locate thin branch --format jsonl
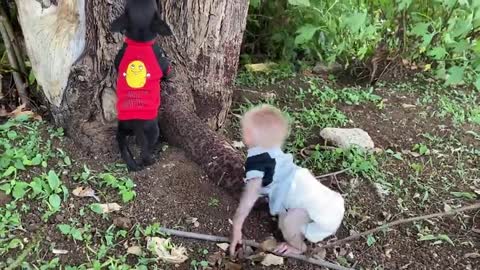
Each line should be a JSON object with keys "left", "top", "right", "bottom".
{"left": 0, "top": 19, "right": 28, "bottom": 105}
{"left": 0, "top": 4, "right": 26, "bottom": 74}
{"left": 158, "top": 227, "right": 353, "bottom": 270}
{"left": 316, "top": 168, "right": 350, "bottom": 180}
{"left": 322, "top": 202, "right": 480, "bottom": 249}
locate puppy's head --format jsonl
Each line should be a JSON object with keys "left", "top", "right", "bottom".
{"left": 111, "top": 0, "right": 172, "bottom": 41}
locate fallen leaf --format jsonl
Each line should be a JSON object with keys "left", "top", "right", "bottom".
{"left": 225, "top": 262, "right": 242, "bottom": 270}
{"left": 385, "top": 248, "right": 393, "bottom": 259}
{"left": 464, "top": 252, "right": 480, "bottom": 259}
{"left": 443, "top": 203, "right": 452, "bottom": 212}
{"left": 260, "top": 237, "right": 277, "bottom": 252}
{"left": 313, "top": 248, "right": 326, "bottom": 260}
{"left": 72, "top": 186, "right": 100, "bottom": 201}
{"left": 246, "top": 252, "right": 266, "bottom": 262}
{"left": 216, "top": 243, "right": 229, "bottom": 251}
{"left": 92, "top": 203, "right": 121, "bottom": 213}
{"left": 113, "top": 217, "right": 132, "bottom": 229}
{"left": 147, "top": 237, "right": 188, "bottom": 264}
{"left": 402, "top": 104, "right": 416, "bottom": 109}
{"left": 52, "top": 249, "right": 69, "bottom": 255}
{"left": 186, "top": 217, "right": 200, "bottom": 228}
{"left": 261, "top": 254, "right": 284, "bottom": 266}
{"left": 8, "top": 104, "right": 42, "bottom": 120}
{"left": 127, "top": 246, "right": 143, "bottom": 256}
{"left": 207, "top": 251, "right": 224, "bottom": 266}
{"left": 232, "top": 141, "right": 245, "bottom": 149}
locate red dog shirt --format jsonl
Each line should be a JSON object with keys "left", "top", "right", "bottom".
{"left": 115, "top": 38, "right": 170, "bottom": 120}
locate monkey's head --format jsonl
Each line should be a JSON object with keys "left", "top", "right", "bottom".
{"left": 111, "top": 0, "right": 172, "bottom": 42}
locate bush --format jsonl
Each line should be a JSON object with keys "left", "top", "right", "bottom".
{"left": 245, "top": 0, "right": 480, "bottom": 88}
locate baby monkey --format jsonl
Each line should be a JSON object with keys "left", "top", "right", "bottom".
{"left": 230, "top": 105, "right": 345, "bottom": 256}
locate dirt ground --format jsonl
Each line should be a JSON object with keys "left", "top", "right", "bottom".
{"left": 1, "top": 76, "right": 479, "bottom": 269}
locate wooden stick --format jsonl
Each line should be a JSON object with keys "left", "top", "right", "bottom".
{"left": 316, "top": 168, "right": 350, "bottom": 180}
{"left": 0, "top": 5, "right": 26, "bottom": 74}
{"left": 322, "top": 202, "right": 480, "bottom": 249}
{"left": 159, "top": 228, "right": 353, "bottom": 270}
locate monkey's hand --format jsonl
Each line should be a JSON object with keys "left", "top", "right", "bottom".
{"left": 229, "top": 227, "right": 242, "bottom": 257}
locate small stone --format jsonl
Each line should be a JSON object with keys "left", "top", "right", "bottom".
{"left": 113, "top": 217, "right": 132, "bottom": 229}
{"left": 320, "top": 128, "right": 375, "bottom": 151}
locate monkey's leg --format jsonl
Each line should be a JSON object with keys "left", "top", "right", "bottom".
{"left": 117, "top": 122, "right": 141, "bottom": 171}
{"left": 276, "top": 208, "right": 309, "bottom": 254}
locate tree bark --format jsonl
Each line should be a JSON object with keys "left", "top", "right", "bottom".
{"left": 15, "top": 0, "right": 248, "bottom": 193}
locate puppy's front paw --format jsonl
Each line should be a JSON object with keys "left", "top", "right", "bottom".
{"left": 141, "top": 157, "right": 155, "bottom": 167}
{"left": 127, "top": 162, "right": 142, "bottom": 172}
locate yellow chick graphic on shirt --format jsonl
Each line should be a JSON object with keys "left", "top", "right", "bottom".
{"left": 124, "top": 60, "right": 150, "bottom": 89}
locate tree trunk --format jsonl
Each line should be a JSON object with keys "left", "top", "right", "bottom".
{"left": 15, "top": 0, "right": 248, "bottom": 193}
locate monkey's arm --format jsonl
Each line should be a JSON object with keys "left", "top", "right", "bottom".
{"left": 232, "top": 178, "right": 262, "bottom": 232}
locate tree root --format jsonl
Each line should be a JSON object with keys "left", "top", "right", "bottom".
{"left": 158, "top": 227, "right": 353, "bottom": 270}
{"left": 322, "top": 202, "right": 480, "bottom": 249}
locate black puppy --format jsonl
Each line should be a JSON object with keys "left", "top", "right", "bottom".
{"left": 111, "top": 0, "right": 173, "bottom": 171}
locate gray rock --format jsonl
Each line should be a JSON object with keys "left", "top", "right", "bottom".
{"left": 320, "top": 128, "right": 374, "bottom": 150}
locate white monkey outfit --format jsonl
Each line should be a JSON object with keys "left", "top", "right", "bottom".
{"left": 245, "top": 147, "right": 345, "bottom": 242}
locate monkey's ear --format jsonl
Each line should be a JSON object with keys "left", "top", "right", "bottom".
{"left": 151, "top": 13, "right": 173, "bottom": 36}
{"left": 111, "top": 13, "right": 128, "bottom": 33}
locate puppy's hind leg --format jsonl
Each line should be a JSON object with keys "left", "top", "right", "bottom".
{"left": 135, "top": 122, "right": 155, "bottom": 167}
{"left": 117, "top": 123, "right": 141, "bottom": 172}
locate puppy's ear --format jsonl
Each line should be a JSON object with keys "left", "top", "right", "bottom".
{"left": 111, "top": 12, "right": 128, "bottom": 33}
{"left": 151, "top": 13, "right": 173, "bottom": 36}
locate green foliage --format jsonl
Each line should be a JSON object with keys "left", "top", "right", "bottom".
{"left": 246, "top": 0, "right": 480, "bottom": 88}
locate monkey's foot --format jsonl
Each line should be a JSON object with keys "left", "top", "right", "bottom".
{"left": 273, "top": 242, "right": 304, "bottom": 255}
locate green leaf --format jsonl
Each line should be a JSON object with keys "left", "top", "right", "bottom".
{"left": 437, "top": 234, "right": 454, "bottom": 245}
{"left": 7, "top": 238, "right": 24, "bottom": 250}
{"left": 90, "top": 203, "right": 104, "bottom": 214}
{"left": 475, "top": 76, "right": 480, "bottom": 91}
{"left": 49, "top": 194, "right": 61, "bottom": 210}
{"left": 445, "top": 66, "right": 465, "bottom": 85}
{"left": 288, "top": 0, "right": 310, "bottom": 7}
{"left": 450, "top": 191, "right": 477, "bottom": 200}
{"left": 28, "top": 71, "right": 36, "bottom": 85}
{"left": 64, "top": 156, "right": 72, "bottom": 166}
{"left": 30, "top": 180, "right": 44, "bottom": 196}
{"left": 70, "top": 228, "right": 83, "bottom": 241}
{"left": 427, "top": 47, "right": 447, "bottom": 60}
{"left": 14, "top": 159, "right": 25, "bottom": 170}
{"left": 3, "top": 166, "right": 16, "bottom": 177}
{"left": 343, "top": 12, "right": 367, "bottom": 33}
{"left": 12, "top": 182, "right": 29, "bottom": 200}
{"left": 295, "top": 24, "right": 319, "bottom": 45}
{"left": 366, "top": 234, "right": 376, "bottom": 246}
{"left": 398, "top": 0, "right": 412, "bottom": 10}
{"left": 411, "top": 22, "right": 430, "bottom": 36}
{"left": 31, "top": 154, "right": 42, "bottom": 166}
{"left": 7, "top": 131, "right": 17, "bottom": 140}
{"left": 121, "top": 190, "right": 135, "bottom": 203}
{"left": 419, "top": 234, "right": 436, "bottom": 241}
{"left": 58, "top": 224, "right": 72, "bottom": 235}
{"left": 15, "top": 114, "right": 30, "bottom": 122}
{"left": 450, "top": 19, "right": 472, "bottom": 38}
{"left": 47, "top": 170, "right": 60, "bottom": 191}
{"left": 249, "top": 0, "right": 261, "bottom": 8}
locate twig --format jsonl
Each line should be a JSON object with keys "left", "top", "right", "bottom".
{"left": 0, "top": 19, "right": 28, "bottom": 105}
{"left": 322, "top": 202, "right": 480, "bottom": 249}
{"left": 158, "top": 227, "right": 353, "bottom": 270}
{"left": 0, "top": 5, "right": 26, "bottom": 74}
{"left": 316, "top": 168, "right": 350, "bottom": 180}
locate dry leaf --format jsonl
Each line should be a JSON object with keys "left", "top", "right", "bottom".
{"left": 72, "top": 186, "right": 99, "bottom": 201}
{"left": 261, "top": 254, "right": 284, "bottom": 266}
{"left": 52, "top": 249, "right": 69, "bottom": 255}
{"left": 207, "top": 251, "right": 224, "bottom": 266}
{"left": 186, "top": 217, "right": 200, "bottom": 228}
{"left": 98, "top": 203, "right": 121, "bottom": 213}
{"left": 8, "top": 104, "right": 42, "bottom": 120}
{"left": 313, "top": 248, "right": 326, "bottom": 260}
{"left": 245, "top": 62, "right": 277, "bottom": 73}
{"left": 216, "top": 243, "right": 229, "bottom": 251}
{"left": 443, "top": 203, "right": 452, "bottom": 212}
{"left": 402, "top": 104, "right": 416, "bottom": 109}
{"left": 464, "top": 253, "right": 480, "bottom": 259}
{"left": 246, "top": 252, "right": 266, "bottom": 262}
{"left": 114, "top": 217, "right": 132, "bottom": 229}
{"left": 232, "top": 141, "right": 245, "bottom": 149}
{"left": 147, "top": 237, "right": 188, "bottom": 264}
{"left": 385, "top": 248, "right": 393, "bottom": 259}
{"left": 225, "top": 262, "right": 242, "bottom": 270}
{"left": 260, "top": 237, "right": 277, "bottom": 252}
{"left": 127, "top": 246, "right": 143, "bottom": 256}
